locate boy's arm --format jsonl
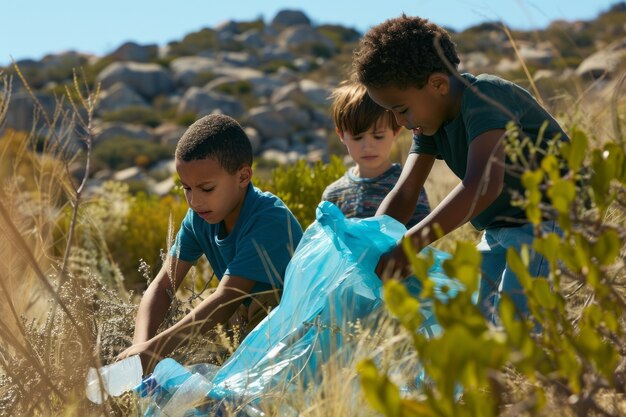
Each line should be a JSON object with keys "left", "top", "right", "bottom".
{"left": 377, "top": 129, "right": 506, "bottom": 278}
{"left": 131, "top": 257, "right": 194, "bottom": 345}
{"left": 120, "top": 273, "right": 256, "bottom": 372}
{"left": 376, "top": 152, "right": 436, "bottom": 224}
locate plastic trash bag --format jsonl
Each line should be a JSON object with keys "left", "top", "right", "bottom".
{"left": 139, "top": 202, "right": 459, "bottom": 415}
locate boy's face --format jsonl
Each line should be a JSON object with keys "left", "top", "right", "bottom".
{"left": 367, "top": 76, "right": 449, "bottom": 137}
{"left": 339, "top": 121, "right": 398, "bottom": 178}
{"left": 176, "top": 157, "right": 251, "bottom": 232}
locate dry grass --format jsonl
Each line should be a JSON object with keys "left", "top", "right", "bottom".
{"left": 0, "top": 34, "right": 625, "bottom": 416}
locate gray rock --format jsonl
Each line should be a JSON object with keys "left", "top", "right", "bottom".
{"left": 153, "top": 123, "right": 187, "bottom": 146}
{"left": 258, "top": 45, "right": 295, "bottom": 63}
{"left": 246, "top": 106, "right": 292, "bottom": 139}
{"left": 300, "top": 79, "right": 331, "bottom": 106}
{"left": 235, "top": 29, "right": 265, "bottom": 49}
{"left": 243, "top": 126, "right": 262, "bottom": 154}
{"left": 113, "top": 166, "right": 145, "bottom": 182}
{"left": 277, "top": 25, "right": 334, "bottom": 50}
{"left": 309, "top": 108, "right": 334, "bottom": 129}
{"left": 261, "top": 138, "right": 290, "bottom": 153}
{"left": 109, "top": 42, "right": 158, "bottom": 62}
{"left": 40, "top": 51, "right": 89, "bottom": 70}
{"left": 219, "top": 52, "right": 259, "bottom": 68}
{"left": 270, "top": 82, "right": 306, "bottom": 105}
{"left": 576, "top": 38, "right": 626, "bottom": 79}
{"left": 97, "top": 82, "right": 148, "bottom": 114}
{"left": 177, "top": 87, "right": 244, "bottom": 118}
{"left": 271, "top": 10, "right": 311, "bottom": 27}
{"left": 4, "top": 91, "right": 57, "bottom": 131}
{"left": 170, "top": 56, "right": 219, "bottom": 87}
{"left": 275, "top": 101, "right": 311, "bottom": 128}
{"left": 96, "top": 62, "right": 174, "bottom": 99}
{"left": 152, "top": 176, "right": 176, "bottom": 196}
{"left": 517, "top": 42, "right": 555, "bottom": 66}
{"left": 95, "top": 122, "right": 153, "bottom": 141}
{"left": 260, "top": 149, "right": 290, "bottom": 165}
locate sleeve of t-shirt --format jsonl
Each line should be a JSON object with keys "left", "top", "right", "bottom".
{"left": 169, "top": 209, "right": 204, "bottom": 263}
{"left": 225, "top": 210, "right": 300, "bottom": 287}
{"left": 462, "top": 80, "right": 521, "bottom": 142}
{"left": 409, "top": 133, "right": 440, "bottom": 156}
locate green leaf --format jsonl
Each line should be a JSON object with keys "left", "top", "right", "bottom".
{"left": 358, "top": 359, "right": 402, "bottom": 417}
{"left": 442, "top": 242, "right": 481, "bottom": 293}
{"left": 548, "top": 179, "right": 576, "bottom": 214}
{"left": 541, "top": 155, "right": 560, "bottom": 182}
{"left": 533, "top": 233, "right": 561, "bottom": 267}
{"left": 592, "top": 229, "right": 621, "bottom": 266}
{"left": 384, "top": 280, "right": 422, "bottom": 332}
{"left": 566, "top": 128, "right": 588, "bottom": 173}
{"left": 532, "top": 279, "right": 556, "bottom": 310}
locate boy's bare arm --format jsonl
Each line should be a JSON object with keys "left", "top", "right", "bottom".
{"left": 123, "top": 274, "right": 257, "bottom": 372}
{"left": 407, "top": 128, "right": 506, "bottom": 248}
{"left": 132, "top": 258, "right": 193, "bottom": 345}
{"left": 376, "top": 152, "right": 436, "bottom": 224}
{"left": 376, "top": 129, "right": 505, "bottom": 279}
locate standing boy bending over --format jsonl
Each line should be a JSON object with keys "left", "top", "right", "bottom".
{"left": 119, "top": 114, "right": 303, "bottom": 370}
{"left": 353, "top": 15, "right": 568, "bottom": 321}
{"left": 322, "top": 81, "right": 431, "bottom": 228}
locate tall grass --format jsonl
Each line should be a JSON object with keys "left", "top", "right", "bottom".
{"left": 1, "top": 26, "right": 625, "bottom": 415}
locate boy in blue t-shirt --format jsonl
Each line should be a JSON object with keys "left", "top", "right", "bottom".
{"left": 322, "top": 81, "right": 431, "bottom": 228}
{"left": 353, "top": 15, "right": 568, "bottom": 322}
{"left": 118, "top": 114, "right": 303, "bottom": 371}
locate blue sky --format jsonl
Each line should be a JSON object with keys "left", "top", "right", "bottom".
{"left": 2, "top": 0, "right": 618, "bottom": 66}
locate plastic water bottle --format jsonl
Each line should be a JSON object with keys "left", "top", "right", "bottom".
{"left": 85, "top": 355, "right": 143, "bottom": 404}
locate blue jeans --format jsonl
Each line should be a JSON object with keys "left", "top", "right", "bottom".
{"left": 476, "top": 220, "right": 560, "bottom": 323}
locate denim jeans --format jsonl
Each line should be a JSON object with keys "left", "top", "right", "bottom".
{"left": 476, "top": 220, "right": 560, "bottom": 323}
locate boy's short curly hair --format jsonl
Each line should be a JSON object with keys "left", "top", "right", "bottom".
{"left": 330, "top": 81, "right": 400, "bottom": 135}
{"left": 353, "top": 14, "right": 460, "bottom": 89}
{"left": 175, "top": 114, "right": 252, "bottom": 174}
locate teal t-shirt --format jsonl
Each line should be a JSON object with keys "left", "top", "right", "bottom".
{"left": 170, "top": 183, "right": 303, "bottom": 294}
{"left": 410, "top": 73, "right": 569, "bottom": 230}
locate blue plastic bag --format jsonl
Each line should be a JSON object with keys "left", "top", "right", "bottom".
{"left": 141, "top": 202, "right": 458, "bottom": 415}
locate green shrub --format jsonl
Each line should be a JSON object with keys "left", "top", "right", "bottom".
{"left": 92, "top": 136, "right": 173, "bottom": 171}
{"left": 102, "top": 106, "right": 162, "bottom": 127}
{"left": 254, "top": 155, "right": 346, "bottom": 229}
{"left": 360, "top": 126, "right": 626, "bottom": 417}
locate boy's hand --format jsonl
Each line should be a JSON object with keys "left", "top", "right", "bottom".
{"left": 375, "top": 244, "right": 412, "bottom": 280}
{"left": 117, "top": 341, "right": 162, "bottom": 375}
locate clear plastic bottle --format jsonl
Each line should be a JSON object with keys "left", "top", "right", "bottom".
{"left": 86, "top": 355, "right": 143, "bottom": 404}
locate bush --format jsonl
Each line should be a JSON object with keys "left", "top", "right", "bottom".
{"left": 91, "top": 136, "right": 173, "bottom": 171}
{"left": 360, "top": 126, "right": 626, "bottom": 417}
{"left": 102, "top": 106, "right": 162, "bottom": 127}
{"left": 254, "top": 155, "right": 346, "bottom": 229}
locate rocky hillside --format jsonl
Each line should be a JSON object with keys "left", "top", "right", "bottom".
{"left": 2, "top": 5, "right": 625, "bottom": 195}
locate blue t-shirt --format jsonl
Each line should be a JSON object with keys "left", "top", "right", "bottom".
{"left": 170, "top": 183, "right": 303, "bottom": 295}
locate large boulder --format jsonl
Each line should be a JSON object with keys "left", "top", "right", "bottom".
{"left": 109, "top": 42, "right": 158, "bottom": 62}
{"left": 235, "top": 29, "right": 265, "bottom": 49}
{"left": 275, "top": 101, "right": 311, "bottom": 128}
{"left": 277, "top": 25, "right": 334, "bottom": 51}
{"left": 245, "top": 106, "right": 292, "bottom": 139}
{"left": 95, "top": 122, "right": 153, "bottom": 142}
{"left": 96, "top": 62, "right": 174, "bottom": 99}
{"left": 97, "top": 82, "right": 149, "bottom": 113}
{"left": 177, "top": 87, "right": 244, "bottom": 118}
{"left": 169, "top": 56, "right": 219, "bottom": 87}
{"left": 4, "top": 92, "right": 57, "bottom": 131}
{"left": 271, "top": 10, "right": 311, "bottom": 27}
{"left": 576, "top": 38, "right": 626, "bottom": 79}
{"left": 300, "top": 79, "right": 332, "bottom": 106}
